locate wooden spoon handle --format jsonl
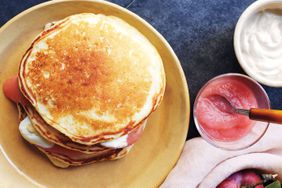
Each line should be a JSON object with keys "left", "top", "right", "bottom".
{"left": 249, "top": 108, "right": 282, "bottom": 124}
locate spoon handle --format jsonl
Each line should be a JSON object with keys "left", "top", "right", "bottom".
{"left": 249, "top": 108, "right": 282, "bottom": 124}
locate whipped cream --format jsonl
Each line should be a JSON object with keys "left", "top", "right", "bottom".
{"left": 101, "top": 134, "right": 128, "bottom": 149}
{"left": 240, "top": 9, "right": 282, "bottom": 85}
{"left": 19, "top": 117, "right": 54, "bottom": 148}
{"left": 101, "top": 120, "right": 147, "bottom": 149}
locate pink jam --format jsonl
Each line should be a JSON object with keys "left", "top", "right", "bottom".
{"left": 195, "top": 77, "right": 258, "bottom": 141}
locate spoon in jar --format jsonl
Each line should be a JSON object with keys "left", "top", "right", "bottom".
{"left": 211, "top": 95, "right": 282, "bottom": 124}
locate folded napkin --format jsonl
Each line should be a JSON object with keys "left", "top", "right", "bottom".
{"left": 160, "top": 124, "right": 282, "bottom": 188}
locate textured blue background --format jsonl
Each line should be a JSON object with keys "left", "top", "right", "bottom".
{"left": 1, "top": 0, "right": 282, "bottom": 139}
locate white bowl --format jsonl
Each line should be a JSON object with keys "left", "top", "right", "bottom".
{"left": 234, "top": 0, "right": 282, "bottom": 87}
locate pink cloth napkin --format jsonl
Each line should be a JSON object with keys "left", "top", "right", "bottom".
{"left": 160, "top": 124, "right": 282, "bottom": 188}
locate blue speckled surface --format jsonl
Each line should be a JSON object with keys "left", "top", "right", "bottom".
{"left": 1, "top": 0, "right": 282, "bottom": 139}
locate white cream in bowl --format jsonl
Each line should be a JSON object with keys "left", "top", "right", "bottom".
{"left": 234, "top": 0, "right": 282, "bottom": 87}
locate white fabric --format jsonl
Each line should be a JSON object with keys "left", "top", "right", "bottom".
{"left": 161, "top": 124, "right": 282, "bottom": 188}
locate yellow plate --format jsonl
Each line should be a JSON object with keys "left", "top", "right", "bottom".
{"left": 0, "top": 0, "right": 190, "bottom": 187}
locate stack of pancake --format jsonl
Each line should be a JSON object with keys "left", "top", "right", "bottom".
{"left": 15, "top": 13, "right": 165, "bottom": 168}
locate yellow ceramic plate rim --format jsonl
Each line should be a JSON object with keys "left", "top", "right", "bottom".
{"left": 0, "top": 0, "right": 190, "bottom": 187}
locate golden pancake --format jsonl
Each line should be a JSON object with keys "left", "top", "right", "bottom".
{"left": 22, "top": 104, "right": 108, "bottom": 154}
{"left": 22, "top": 104, "right": 145, "bottom": 154}
{"left": 19, "top": 13, "right": 165, "bottom": 145}
{"left": 17, "top": 105, "right": 132, "bottom": 168}
{"left": 37, "top": 145, "right": 131, "bottom": 168}
{"left": 17, "top": 103, "right": 27, "bottom": 121}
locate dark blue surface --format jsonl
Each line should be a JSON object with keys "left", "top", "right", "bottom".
{"left": 1, "top": 0, "right": 282, "bottom": 139}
